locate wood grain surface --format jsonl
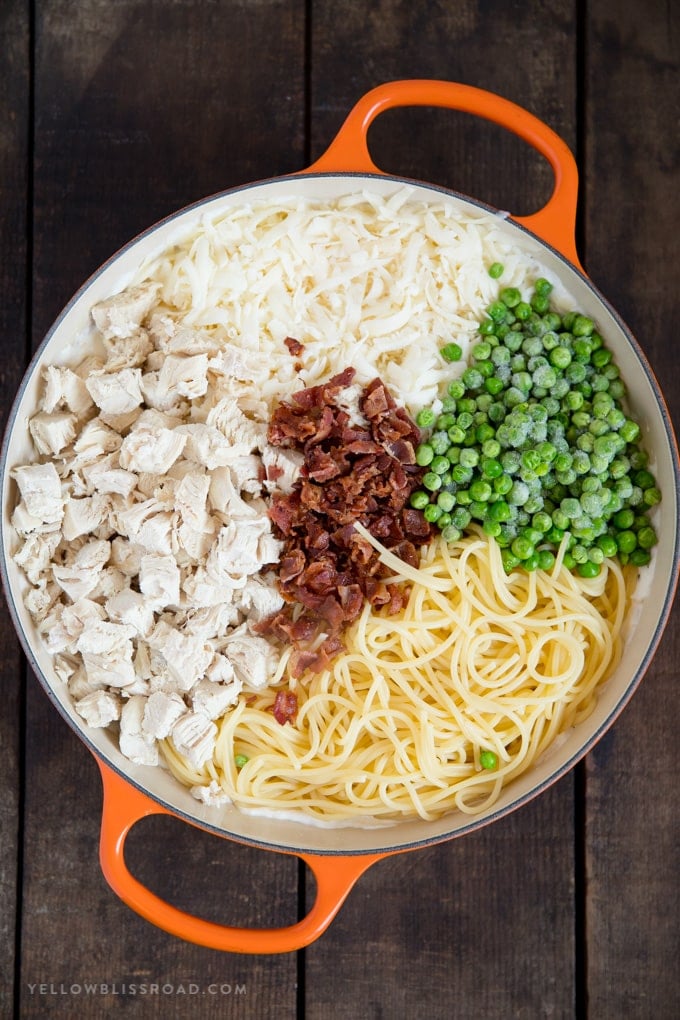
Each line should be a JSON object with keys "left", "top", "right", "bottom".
{"left": 1, "top": 1, "right": 678, "bottom": 1018}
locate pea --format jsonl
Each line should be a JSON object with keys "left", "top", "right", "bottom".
{"left": 409, "top": 490, "right": 429, "bottom": 510}
{"left": 500, "top": 286, "right": 521, "bottom": 307}
{"left": 415, "top": 444, "right": 434, "bottom": 467}
{"left": 416, "top": 407, "right": 436, "bottom": 428}
{"left": 423, "top": 503, "right": 443, "bottom": 523}
{"left": 423, "top": 472, "right": 442, "bottom": 492}
{"left": 440, "top": 342, "right": 463, "bottom": 363}
{"left": 436, "top": 491, "right": 456, "bottom": 513}
{"left": 616, "top": 530, "right": 637, "bottom": 554}
{"left": 537, "top": 549, "right": 556, "bottom": 571}
{"left": 596, "top": 534, "right": 618, "bottom": 558}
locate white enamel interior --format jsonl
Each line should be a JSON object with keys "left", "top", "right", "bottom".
{"left": 2, "top": 173, "right": 678, "bottom": 855}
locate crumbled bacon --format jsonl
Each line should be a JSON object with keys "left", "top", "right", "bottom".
{"left": 284, "top": 336, "right": 305, "bottom": 357}
{"left": 256, "top": 367, "right": 432, "bottom": 677}
{"left": 272, "top": 689, "right": 298, "bottom": 725}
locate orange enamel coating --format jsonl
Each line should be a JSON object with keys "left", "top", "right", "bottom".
{"left": 306, "top": 79, "right": 583, "bottom": 271}
{"left": 97, "top": 759, "right": 389, "bottom": 953}
{"left": 95, "top": 81, "right": 584, "bottom": 953}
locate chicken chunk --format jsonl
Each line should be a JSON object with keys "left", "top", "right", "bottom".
{"left": 91, "top": 281, "right": 161, "bottom": 340}
{"left": 12, "top": 463, "right": 64, "bottom": 526}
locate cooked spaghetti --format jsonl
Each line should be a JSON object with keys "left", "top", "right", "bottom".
{"left": 162, "top": 527, "right": 632, "bottom": 822}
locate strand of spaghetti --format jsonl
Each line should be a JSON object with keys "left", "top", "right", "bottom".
{"left": 352, "top": 520, "right": 453, "bottom": 590}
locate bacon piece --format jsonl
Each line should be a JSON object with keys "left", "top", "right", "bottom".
{"left": 401, "top": 507, "right": 432, "bottom": 540}
{"left": 284, "top": 336, "right": 305, "bottom": 357}
{"left": 280, "top": 549, "right": 306, "bottom": 582}
{"left": 272, "top": 689, "right": 298, "bottom": 725}
{"left": 307, "top": 446, "right": 342, "bottom": 482}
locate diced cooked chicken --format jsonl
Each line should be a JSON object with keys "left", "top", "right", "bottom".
{"left": 181, "top": 567, "right": 242, "bottom": 608}
{"left": 29, "top": 411, "right": 77, "bottom": 456}
{"left": 13, "top": 531, "right": 61, "bottom": 586}
{"left": 100, "top": 329, "right": 153, "bottom": 371}
{"left": 335, "top": 383, "right": 369, "bottom": 426}
{"left": 11, "top": 501, "right": 56, "bottom": 538}
{"left": 62, "top": 493, "right": 110, "bottom": 541}
{"left": 12, "top": 463, "right": 64, "bottom": 526}
{"left": 156, "top": 353, "right": 209, "bottom": 400}
{"left": 170, "top": 711, "right": 217, "bottom": 770}
{"left": 119, "top": 425, "right": 187, "bottom": 474}
{"left": 52, "top": 539, "right": 111, "bottom": 601}
{"left": 207, "top": 345, "right": 265, "bottom": 383}
{"left": 76, "top": 619, "right": 136, "bottom": 688}
{"left": 139, "top": 553, "right": 180, "bottom": 608}
{"left": 105, "top": 587, "right": 155, "bottom": 637}
{"left": 109, "top": 537, "right": 143, "bottom": 576}
{"left": 119, "top": 695, "right": 159, "bottom": 766}
{"left": 167, "top": 327, "right": 223, "bottom": 356}
{"left": 24, "top": 582, "right": 56, "bottom": 620}
{"left": 173, "top": 471, "right": 216, "bottom": 561}
{"left": 208, "top": 466, "right": 260, "bottom": 521}
{"left": 91, "top": 282, "right": 161, "bottom": 340}
{"left": 41, "top": 364, "right": 95, "bottom": 418}
{"left": 67, "top": 663, "right": 104, "bottom": 700}
{"left": 81, "top": 454, "right": 137, "bottom": 498}
{"left": 41, "top": 598, "right": 106, "bottom": 655}
{"left": 174, "top": 471, "right": 210, "bottom": 529}
{"left": 205, "top": 654, "right": 236, "bottom": 685}
{"left": 175, "top": 424, "right": 235, "bottom": 471}
{"left": 88, "top": 565, "right": 127, "bottom": 601}
{"left": 182, "top": 603, "right": 240, "bottom": 638}
{"left": 85, "top": 368, "right": 144, "bottom": 417}
{"left": 205, "top": 398, "right": 267, "bottom": 452}
{"left": 146, "top": 311, "right": 176, "bottom": 350}
{"left": 98, "top": 407, "right": 143, "bottom": 432}
{"left": 139, "top": 372, "right": 181, "bottom": 412}
{"left": 75, "top": 689, "right": 121, "bottom": 728}
{"left": 71, "top": 418, "right": 123, "bottom": 466}
{"left": 239, "top": 574, "right": 285, "bottom": 622}
{"left": 135, "top": 407, "right": 185, "bottom": 431}
{"left": 190, "top": 780, "right": 231, "bottom": 806}
{"left": 226, "top": 455, "right": 262, "bottom": 494}
{"left": 146, "top": 620, "right": 213, "bottom": 691}
{"left": 261, "top": 445, "right": 304, "bottom": 494}
{"left": 206, "top": 519, "right": 282, "bottom": 582}
{"left": 142, "top": 690, "right": 187, "bottom": 740}
{"left": 112, "top": 496, "right": 169, "bottom": 540}
{"left": 191, "top": 675, "right": 240, "bottom": 719}
{"left": 135, "top": 513, "right": 176, "bottom": 557}
{"left": 223, "top": 623, "right": 280, "bottom": 690}
{"left": 52, "top": 653, "right": 78, "bottom": 686}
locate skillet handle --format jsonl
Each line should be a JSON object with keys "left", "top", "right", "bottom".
{"left": 96, "top": 760, "right": 385, "bottom": 953}
{"left": 306, "top": 79, "right": 583, "bottom": 270}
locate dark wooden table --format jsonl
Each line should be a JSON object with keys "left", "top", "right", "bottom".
{"left": 2, "top": 2, "right": 678, "bottom": 1017}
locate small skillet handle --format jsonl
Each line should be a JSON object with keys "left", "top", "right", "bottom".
{"left": 96, "top": 759, "right": 385, "bottom": 953}
{"left": 306, "top": 79, "right": 583, "bottom": 270}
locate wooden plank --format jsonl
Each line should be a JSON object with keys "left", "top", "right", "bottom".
{"left": 19, "top": 2, "right": 305, "bottom": 1016}
{"left": 0, "top": 1, "right": 30, "bottom": 1017}
{"left": 305, "top": 785, "right": 576, "bottom": 1020}
{"left": 306, "top": 3, "right": 580, "bottom": 1017}
{"left": 584, "top": 1, "right": 680, "bottom": 1015}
